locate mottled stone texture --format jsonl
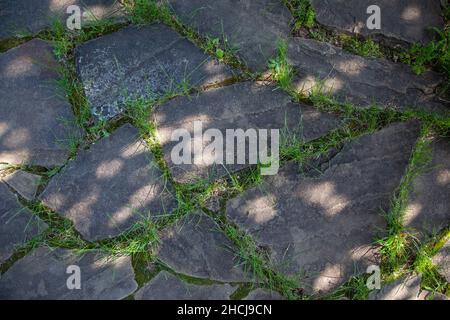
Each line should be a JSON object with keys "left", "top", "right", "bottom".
{"left": 158, "top": 212, "right": 251, "bottom": 283}
{"left": 0, "top": 0, "right": 124, "bottom": 40}
{"left": 0, "top": 247, "right": 137, "bottom": 299}
{"left": 226, "top": 121, "right": 421, "bottom": 294}
{"left": 369, "top": 275, "right": 422, "bottom": 300}
{"left": 154, "top": 81, "right": 342, "bottom": 183}
{"left": 135, "top": 271, "right": 234, "bottom": 300}
{"left": 0, "top": 39, "right": 79, "bottom": 167}
{"left": 0, "top": 182, "right": 48, "bottom": 264}
{"left": 75, "top": 24, "right": 234, "bottom": 120}
{"left": 311, "top": 0, "right": 444, "bottom": 44}
{"left": 244, "top": 288, "right": 284, "bottom": 300}
{"left": 167, "top": 0, "right": 292, "bottom": 71}
{"left": 4, "top": 170, "right": 41, "bottom": 200}
{"left": 404, "top": 138, "right": 450, "bottom": 237}
{"left": 433, "top": 239, "right": 450, "bottom": 283}
{"left": 39, "top": 124, "right": 177, "bottom": 241}
{"left": 287, "top": 38, "right": 447, "bottom": 114}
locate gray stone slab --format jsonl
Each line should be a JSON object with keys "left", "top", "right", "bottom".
{"left": 135, "top": 271, "right": 234, "bottom": 300}
{"left": 404, "top": 138, "right": 450, "bottom": 238}
{"left": 433, "top": 239, "right": 450, "bottom": 283}
{"left": 226, "top": 120, "right": 421, "bottom": 294}
{"left": 3, "top": 170, "right": 41, "bottom": 201}
{"left": 157, "top": 211, "right": 251, "bottom": 283}
{"left": 0, "top": 246, "right": 137, "bottom": 299}
{"left": 287, "top": 38, "right": 448, "bottom": 114}
{"left": 0, "top": 0, "right": 124, "bottom": 40}
{"left": 75, "top": 24, "right": 234, "bottom": 120}
{"left": 311, "top": 0, "right": 444, "bottom": 45}
{"left": 167, "top": 0, "right": 292, "bottom": 72}
{"left": 0, "top": 182, "right": 48, "bottom": 264}
{"left": 369, "top": 274, "right": 422, "bottom": 300}
{"left": 153, "top": 81, "right": 342, "bottom": 183}
{"left": 39, "top": 124, "right": 177, "bottom": 241}
{"left": 243, "top": 288, "right": 284, "bottom": 300}
{"left": 0, "top": 39, "right": 80, "bottom": 167}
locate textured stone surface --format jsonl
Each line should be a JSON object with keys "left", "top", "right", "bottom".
{"left": 433, "top": 239, "right": 450, "bottom": 283}
{"left": 4, "top": 170, "right": 41, "bottom": 200}
{"left": 0, "top": 246, "right": 137, "bottom": 299}
{"left": 0, "top": 182, "right": 48, "bottom": 264}
{"left": 39, "top": 124, "right": 177, "bottom": 241}
{"left": 226, "top": 121, "right": 421, "bottom": 294}
{"left": 369, "top": 275, "right": 422, "bottom": 300}
{"left": 168, "top": 0, "right": 292, "bottom": 71}
{"left": 154, "top": 81, "right": 342, "bottom": 183}
{"left": 0, "top": 0, "right": 124, "bottom": 40}
{"left": 311, "top": 0, "right": 444, "bottom": 44}
{"left": 0, "top": 39, "right": 79, "bottom": 167}
{"left": 135, "top": 271, "right": 234, "bottom": 300}
{"left": 404, "top": 138, "right": 450, "bottom": 237}
{"left": 158, "top": 211, "right": 251, "bottom": 282}
{"left": 287, "top": 38, "right": 447, "bottom": 114}
{"left": 244, "top": 288, "right": 284, "bottom": 300}
{"left": 75, "top": 24, "right": 234, "bottom": 120}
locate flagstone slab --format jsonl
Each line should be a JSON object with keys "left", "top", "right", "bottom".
{"left": 153, "top": 81, "right": 342, "bottom": 184}
{"left": 311, "top": 0, "right": 444, "bottom": 45}
{"left": 368, "top": 274, "right": 422, "bottom": 300}
{"left": 157, "top": 212, "right": 251, "bottom": 283}
{"left": 433, "top": 239, "right": 450, "bottom": 283}
{"left": 0, "top": 39, "right": 79, "bottom": 167}
{"left": 0, "top": 182, "right": 48, "bottom": 264}
{"left": 39, "top": 124, "right": 177, "bottom": 241}
{"left": 4, "top": 170, "right": 41, "bottom": 201}
{"left": 167, "top": 0, "right": 292, "bottom": 72}
{"left": 0, "top": 246, "right": 137, "bottom": 299}
{"left": 404, "top": 138, "right": 450, "bottom": 238}
{"left": 243, "top": 288, "right": 284, "bottom": 300}
{"left": 287, "top": 38, "right": 447, "bottom": 114}
{"left": 226, "top": 120, "right": 421, "bottom": 294}
{"left": 0, "top": 0, "right": 124, "bottom": 40}
{"left": 75, "top": 23, "right": 234, "bottom": 120}
{"left": 135, "top": 271, "right": 234, "bottom": 300}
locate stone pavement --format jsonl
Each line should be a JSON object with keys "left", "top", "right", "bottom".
{"left": 0, "top": 0, "right": 448, "bottom": 300}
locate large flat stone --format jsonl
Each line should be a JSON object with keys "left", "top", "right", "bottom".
{"left": 433, "top": 239, "right": 450, "bottom": 282}
{"left": 157, "top": 211, "right": 251, "bottom": 283}
{"left": 0, "top": 39, "right": 79, "bottom": 167}
{"left": 287, "top": 38, "right": 447, "bottom": 114}
{"left": 39, "top": 124, "right": 177, "bottom": 241}
{"left": 75, "top": 24, "right": 234, "bottom": 120}
{"left": 154, "top": 81, "right": 342, "bottom": 183}
{"left": 0, "top": 182, "right": 48, "bottom": 264}
{"left": 0, "top": 0, "right": 124, "bottom": 40}
{"left": 369, "top": 274, "right": 422, "bottom": 300}
{"left": 167, "top": 0, "right": 292, "bottom": 72}
{"left": 3, "top": 170, "right": 41, "bottom": 201}
{"left": 311, "top": 0, "right": 444, "bottom": 45}
{"left": 135, "top": 271, "right": 234, "bottom": 300}
{"left": 404, "top": 138, "right": 450, "bottom": 237}
{"left": 243, "top": 288, "right": 284, "bottom": 300}
{"left": 226, "top": 120, "right": 421, "bottom": 294}
{"left": 0, "top": 246, "right": 137, "bottom": 299}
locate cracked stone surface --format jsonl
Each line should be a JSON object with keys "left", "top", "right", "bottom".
{"left": 0, "top": 246, "right": 137, "bottom": 299}
{"left": 167, "top": 0, "right": 292, "bottom": 72}
{"left": 0, "top": 0, "right": 124, "bottom": 40}
{"left": 157, "top": 211, "right": 251, "bottom": 283}
{"left": 0, "top": 182, "right": 48, "bottom": 264}
{"left": 135, "top": 271, "right": 234, "bottom": 300}
{"left": 39, "top": 124, "right": 177, "bottom": 241}
{"left": 433, "top": 239, "right": 450, "bottom": 283}
{"left": 75, "top": 24, "right": 234, "bottom": 120}
{"left": 404, "top": 138, "right": 450, "bottom": 238}
{"left": 226, "top": 120, "right": 421, "bottom": 294}
{"left": 243, "top": 288, "right": 284, "bottom": 300}
{"left": 0, "top": 39, "right": 80, "bottom": 167}
{"left": 311, "top": 0, "right": 444, "bottom": 45}
{"left": 154, "top": 81, "right": 342, "bottom": 183}
{"left": 287, "top": 38, "right": 447, "bottom": 114}
{"left": 3, "top": 170, "right": 41, "bottom": 201}
{"left": 368, "top": 274, "right": 422, "bottom": 300}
